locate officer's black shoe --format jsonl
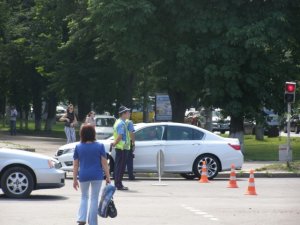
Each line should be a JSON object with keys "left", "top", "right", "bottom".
{"left": 117, "top": 186, "right": 129, "bottom": 191}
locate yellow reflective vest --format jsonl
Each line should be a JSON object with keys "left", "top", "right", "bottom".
{"left": 113, "top": 119, "right": 126, "bottom": 150}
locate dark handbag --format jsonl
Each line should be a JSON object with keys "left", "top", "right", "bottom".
{"left": 107, "top": 199, "right": 117, "bottom": 218}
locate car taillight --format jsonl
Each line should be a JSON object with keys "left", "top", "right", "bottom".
{"left": 228, "top": 143, "right": 241, "bottom": 150}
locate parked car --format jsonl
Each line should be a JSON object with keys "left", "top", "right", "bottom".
{"left": 212, "top": 109, "right": 230, "bottom": 134}
{"left": 283, "top": 114, "right": 300, "bottom": 133}
{"left": 264, "top": 113, "right": 280, "bottom": 137}
{"left": 55, "top": 122, "right": 243, "bottom": 180}
{"left": 184, "top": 111, "right": 203, "bottom": 127}
{"left": 55, "top": 105, "right": 66, "bottom": 121}
{"left": 0, "top": 148, "right": 65, "bottom": 198}
{"left": 95, "top": 115, "right": 116, "bottom": 140}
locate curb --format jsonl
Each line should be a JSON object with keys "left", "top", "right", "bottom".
{"left": 218, "top": 172, "right": 300, "bottom": 178}
{"left": 127, "top": 172, "right": 300, "bottom": 179}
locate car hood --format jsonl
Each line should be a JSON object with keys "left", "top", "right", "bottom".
{"left": 59, "top": 140, "right": 112, "bottom": 153}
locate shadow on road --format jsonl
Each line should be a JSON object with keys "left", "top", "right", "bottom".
{"left": 0, "top": 194, "right": 69, "bottom": 201}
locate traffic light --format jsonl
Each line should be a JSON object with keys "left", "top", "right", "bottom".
{"left": 285, "top": 82, "right": 296, "bottom": 103}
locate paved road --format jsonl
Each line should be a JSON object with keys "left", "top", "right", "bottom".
{"left": 0, "top": 178, "right": 299, "bottom": 225}
{"left": 0, "top": 132, "right": 66, "bottom": 156}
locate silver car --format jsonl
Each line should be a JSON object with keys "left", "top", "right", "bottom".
{"left": 0, "top": 148, "right": 65, "bottom": 198}
{"left": 56, "top": 122, "right": 243, "bottom": 180}
{"left": 95, "top": 115, "right": 116, "bottom": 140}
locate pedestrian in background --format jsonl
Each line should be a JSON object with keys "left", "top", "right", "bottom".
{"left": 59, "top": 104, "right": 77, "bottom": 143}
{"left": 10, "top": 106, "right": 18, "bottom": 136}
{"left": 125, "top": 119, "right": 135, "bottom": 180}
{"left": 112, "top": 106, "right": 131, "bottom": 190}
{"left": 85, "top": 111, "right": 96, "bottom": 127}
{"left": 73, "top": 124, "right": 111, "bottom": 225}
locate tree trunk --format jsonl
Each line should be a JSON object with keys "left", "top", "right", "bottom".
{"left": 19, "top": 108, "right": 23, "bottom": 130}
{"left": 204, "top": 107, "right": 213, "bottom": 131}
{"left": 77, "top": 94, "right": 91, "bottom": 122}
{"left": 44, "top": 93, "right": 57, "bottom": 131}
{"left": 229, "top": 116, "right": 245, "bottom": 154}
{"left": 24, "top": 109, "right": 28, "bottom": 130}
{"left": 255, "top": 123, "right": 264, "bottom": 141}
{"left": 121, "top": 74, "right": 135, "bottom": 109}
{"left": 142, "top": 76, "right": 149, "bottom": 122}
{"left": 168, "top": 90, "right": 187, "bottom": 123}
{"left": 1, "top": 96, "right": 6, "bottom": 127}
{"left": 33, "top": 98, "right": 42, "bottom": 131}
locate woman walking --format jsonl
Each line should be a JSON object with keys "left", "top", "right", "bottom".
{"left": 60, "top": 104, "right": 78, "bottom": 143}
{"left": 73, "top": 125, "right": 111, "bottom": 225}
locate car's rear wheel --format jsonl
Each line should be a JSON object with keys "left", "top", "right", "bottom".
{"left": 193, "top": 154, "right": 220, "bottom": 180}
{"left": 180, "top": 173, "right": 197, "bottom": 180}
{"left": 0, "top": 167, "right": 34, "bottom": 198}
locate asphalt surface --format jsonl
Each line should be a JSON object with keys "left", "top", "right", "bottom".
{"left": 1, "top": 131, "right": 300, "bottom": 225}
{"left": 0, "top": 178, "right": 299, "bottom": 225}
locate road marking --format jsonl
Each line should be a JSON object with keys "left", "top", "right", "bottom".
{"left": 210, "top": 218, "right": 219, "bottom": 221}
{"left": 181, "top": 204, "right": 220, "bottom": 222}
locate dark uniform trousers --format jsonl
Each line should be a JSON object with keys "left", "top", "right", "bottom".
{"left": 126, "top": 148, "right": 134, "bottom": 179}
{"left": 114, "top": 148, "right": 128, "bottom": 188}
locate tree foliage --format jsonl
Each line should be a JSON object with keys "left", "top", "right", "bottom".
{"left": 0, "top": 0, "right": 299, "bottom": 137}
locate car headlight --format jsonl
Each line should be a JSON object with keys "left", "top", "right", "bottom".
{"left": 48, "top": 159, "right": 62, "bottom": 169}
{"left": 57, "top": 148, "right": 75, "bottom": 156}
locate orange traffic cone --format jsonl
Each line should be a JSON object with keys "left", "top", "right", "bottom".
{"left": 227, "top": 164, "right": 238, "bottom": 188}
{"left": 245, "top": 169, "right": 257, "bottom": 195}
{"left": 199, "top": 160, "right": 209, "bottom": 183}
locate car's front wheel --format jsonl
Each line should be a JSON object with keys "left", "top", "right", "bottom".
{"left": 193, "top": 154, "right": 220, "bottom": 180}
{"left": 180, "top": 173, "right": 197, "bottom": 180}
{"left": 0, "top": 167, "right": 34, "bottom": 198}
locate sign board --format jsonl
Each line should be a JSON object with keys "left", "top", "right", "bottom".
{"left": 279, "top": 144, "right": 292, "bottom": 161}
{"left": 155, "top": 94, "right": 172, "bottom": 121}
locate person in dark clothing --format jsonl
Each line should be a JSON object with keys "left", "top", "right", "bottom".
{"left": 59, "top": 104, "right": 78, "bottom": 143}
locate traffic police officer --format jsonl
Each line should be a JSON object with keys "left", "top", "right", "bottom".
{"left": 112, "top": 106, "right": 131, "bottom": 190}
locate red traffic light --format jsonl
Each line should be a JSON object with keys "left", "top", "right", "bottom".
{"left": 285, "top": 82, "right": 296, "bottom": 93}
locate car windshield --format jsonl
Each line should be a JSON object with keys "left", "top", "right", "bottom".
{"left": 96, "top": 118, "right": 115, "bottom": 127}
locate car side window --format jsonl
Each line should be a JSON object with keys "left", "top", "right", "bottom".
{"left": 135, "top": 126, "right": 164, "bottom": 141}
{"left": 193, "top": 129, "right": 204, "bottom": 140}
{"left": 167, "top": 126, "right": 194, "bottom": 140}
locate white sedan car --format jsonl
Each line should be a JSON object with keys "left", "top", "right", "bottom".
{"left": 95, "top": 115, "right": 116, "bottom": 140}
{"left": 55, "top": 122, "right": 243, "bottom": 180}
{"left": 0, "top": 148, "right": 65, "bottom": 198}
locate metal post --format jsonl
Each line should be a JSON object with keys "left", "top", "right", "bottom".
{"left": 287, "top": 103, "right": 291, "bottom": 163}
{"left": 152, "top": 150, "right": 167, "bottom": 186}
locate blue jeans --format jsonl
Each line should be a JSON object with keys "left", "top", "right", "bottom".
{"left": 10, "top": 120, "right": 16, "bottom": 135}
{"left": 78, "top": 180, "right": 102, "bottom": 225}
{"left": 64, "top": 126, "right": 76, "bottom": 143}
